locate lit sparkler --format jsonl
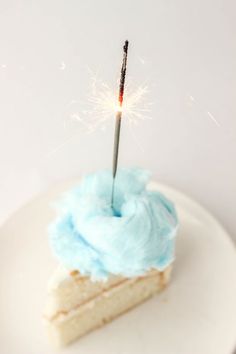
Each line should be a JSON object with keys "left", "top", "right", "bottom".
{"left": 111, "top": 40, "right": 129, "bottom": 207}
{"left": 65, "top": 41, "right": 152, "bottom": 208}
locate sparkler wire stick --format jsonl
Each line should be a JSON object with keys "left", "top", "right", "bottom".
{"left": 111, "top": 40, "right": 129, "bottom": 207}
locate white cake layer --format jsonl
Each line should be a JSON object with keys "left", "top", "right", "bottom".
{"left": 45, "top": 266, "right": 124, "bottom": 318}
{"left": 44, "top": 266, "right": 172, "bottom": 347}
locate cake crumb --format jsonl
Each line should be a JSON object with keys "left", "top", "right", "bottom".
{"left": 70, "top": 270, "right": 79, "bottom": 277}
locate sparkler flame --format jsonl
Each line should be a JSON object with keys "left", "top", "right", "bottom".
{"left": 66, "top": 71, "right": 152, "bottom": 133}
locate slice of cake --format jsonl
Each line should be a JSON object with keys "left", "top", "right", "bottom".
{"left": 45, "top": 168, "right": 178, "bottom": 346}
{"left": 44, "top": 265, "right": 172, "bottom": 347}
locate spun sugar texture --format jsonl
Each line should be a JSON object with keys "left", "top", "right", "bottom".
{"left": 49, "top": 168, "right": 178, "bottom": 280}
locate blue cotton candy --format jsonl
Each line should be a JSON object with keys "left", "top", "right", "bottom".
{"left": 49, "top": 168, "right": 178, "bottom": 280}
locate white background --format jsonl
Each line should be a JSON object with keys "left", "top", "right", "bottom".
{"left": 0, "top": 0, "right": 235, "bottom": 240}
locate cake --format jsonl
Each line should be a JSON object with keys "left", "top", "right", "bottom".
{"left": 44, "top": 168, "right": 178, "bottom": 346}
{"left": 44, "top": 265, "right": 172, "bottom": 346}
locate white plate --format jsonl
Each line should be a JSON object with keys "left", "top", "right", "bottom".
{"left": 0, "top": 181, "right": 236, "bottom": 354}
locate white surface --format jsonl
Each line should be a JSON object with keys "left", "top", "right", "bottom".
{"left": 0, "top": 181, "right": 236, "bottom": 354}
{"left": 0, "top": 1, "right": 236, "bottom": 241}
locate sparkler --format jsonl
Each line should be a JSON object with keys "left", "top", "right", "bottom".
{"left": 111, "top": 40, "right": 129, "bottom": 208}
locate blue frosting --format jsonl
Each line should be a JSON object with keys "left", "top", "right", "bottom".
{"left": 49, "top": 168, "right": 178, "bottom": 280}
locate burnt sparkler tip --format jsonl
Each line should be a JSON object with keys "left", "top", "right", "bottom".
{"left": 123, "top": 40, "right": 129, "bottom": 53}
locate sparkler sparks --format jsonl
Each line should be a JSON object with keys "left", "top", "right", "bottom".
{"left": 60, "top": 61, "right": 66, "bottom": 70}
{"left": 46, "top": 70, "right": 152, "bottom": 160}
{"left": 187, "top": 95, "right": 221, "bottom": 128}
{"left": 66, "top": 76, "right": 152, "bottom": 133}
{"left": 207, "top": 111, "right": 221, "bottom": 127}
